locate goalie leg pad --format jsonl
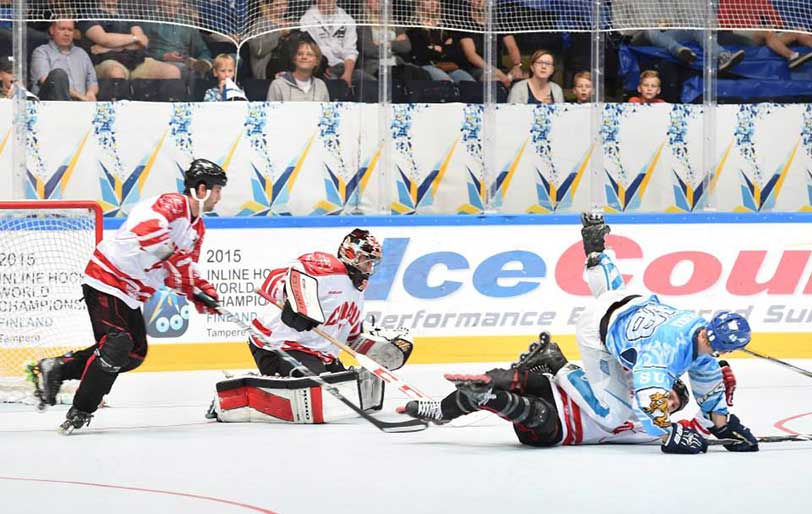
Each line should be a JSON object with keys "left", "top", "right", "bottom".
{"left": 94, "top": 331, "right": 134, "bottom": 374}
{"left": 211, "top": 371, "right": 378, "bottom": 423}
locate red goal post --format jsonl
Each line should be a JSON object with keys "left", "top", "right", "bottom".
{"left": 0, "top": 201, "right": 103, "bottom": 403}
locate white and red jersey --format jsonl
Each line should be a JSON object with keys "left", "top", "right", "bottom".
{"left": 251, "top": 251, "right": 363, "bottom": 363}
{"left": 552, "top": 383, "right": 661, "bottom": 446}
{"left": 84, "top": 193, "right": 205, "bottom": 309}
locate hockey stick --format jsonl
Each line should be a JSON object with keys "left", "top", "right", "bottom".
{"left": 739, "top": 348, "right": 812, "bottom": 379}
{"left": 264, "top": 295, "right": 432, "bottom": 401}
{"left": 708, "top": 433, "right": 812, "bottom": 446}
{"left": 194, "top": 292, "right": 428, "bottom": 434}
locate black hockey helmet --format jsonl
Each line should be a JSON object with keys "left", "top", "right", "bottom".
{"left": 338, "top": 228, "right": 382, "bottom": 291}
{"left": 184, "top": 159, "right": 227, "bottom": 194}
{"left": 671, "top": 378, "right": 689, "bottom": 413}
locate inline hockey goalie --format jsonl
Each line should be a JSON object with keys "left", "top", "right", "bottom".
{"left": 206, "top": 229, "right": 414, "bottom": 424}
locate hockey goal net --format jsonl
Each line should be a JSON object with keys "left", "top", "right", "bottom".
{"left": 0, "top": 201, "right": 102, "bottom": 404}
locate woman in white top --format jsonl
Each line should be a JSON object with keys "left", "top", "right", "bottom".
{"left": 507, "top": 49, "right": 564, "bottom": 104}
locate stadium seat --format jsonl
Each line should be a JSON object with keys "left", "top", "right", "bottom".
{"left": 132, "top": 79, "right": 189, "bottom": 102}
{"left": 241, "top": 78, "right": 271, "bottom": 101}
{"left": 97, "top": 78, "right": 131, "bottom": 101}
{"left": 457, "top": 82, "right": 509, "bottom": 103}
{"left": 352, "top": 80, "right": 380, "bottom": 103}
{"left": 325, "top": 79, "right": 351, "bottom": 101}
{"left": 399, "top": 80, "right": 461, "bottom": 103}
{"left": 190, "top": 78, "right": 216, "bottom": 102}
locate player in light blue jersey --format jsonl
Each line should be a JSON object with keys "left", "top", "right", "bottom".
{"left": 559, "top": 212, "right": 759, "bottom": 454}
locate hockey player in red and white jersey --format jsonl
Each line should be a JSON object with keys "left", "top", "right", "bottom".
{"left": 247, "top": 228, "right": 411, "bottom": 376}
{"left": 399, "top": 332, "right": 713, "bottom": 448}
{"left": 207, "top": 229, "right": 415, "bottom": 424}
{"left": 31, "top": 159, "right": 227, "bottom": 434}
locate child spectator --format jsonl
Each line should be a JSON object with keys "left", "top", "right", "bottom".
{"left": 204, "top": 54, "right": 246, "bottom": 101}
{"left": 267, "top": 39, "right": 329, "bottom": 102}
{"left": 572, "top": 71, "right": 592, "bottom": 103}
{"left": 629, "top": 70, "right": 666, "bottom": 104}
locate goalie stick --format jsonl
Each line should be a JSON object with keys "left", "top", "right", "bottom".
{"left": 708, "top": 433, "right": 812, "bottom": 446}
{"left": 264, "top": 285, "right": 431, "bottom": 401}
{"left": 194, "top": 292, "right": 427, "bottom": 434}
{"left": 739, "top": 348, "right": 812, "bottom": 379}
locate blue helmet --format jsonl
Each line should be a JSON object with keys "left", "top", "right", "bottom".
{"left": 706, "top": 311, "right": 751, "bottom": 353}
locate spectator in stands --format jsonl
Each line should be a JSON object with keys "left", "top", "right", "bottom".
{"left": 358, "top": 0, "right": 418, "bottom": 79}
{"left": 247, "top": 0, "right": 294, "bottom": 79}
{"left": 406, "top": 0, "right": 475, "bottom": 82}
{"left": 31, "top": 20, "right": 98, "bottom": 101}
{"left": 267, "top": 39, "right": 329, "bottom": 101}
{"left": 629, "top": 70, "right": 666, "bottom": 104}
{"left": 204, "top": 54, "right": 247, "bottom": 100}
{"left": 572, "top": 70, "right": 592, "bottom": 103}
{"left": 0, "top": 55, "right": 13, "bottom": 98}
{"left": 80, "top": 0, "right": 181, "bottom": 81}
{"left": 457, "top": 0, "right": 526, "bottom": 88}
{"left": 507, "top": 49, "right": 563, "bottom": 104}
{"left": 141, "top": 0, "right": 212, "bottom": 77}
{"left": 719, "top": 0, "right": 812, "bottom": 69}
{"left": 612, "top": 0, "right": 745, "bottom": 72}
{"left": 300, "top": 0, "right": 367, "bottom": 86}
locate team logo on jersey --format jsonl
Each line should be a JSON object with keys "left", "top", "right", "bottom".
{"left": 643, "top": 391, "right": 671, "bottom": 429}
{"left": 144, "top": 287, "right": 191, "bottom": 338}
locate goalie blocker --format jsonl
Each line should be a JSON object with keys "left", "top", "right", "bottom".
{"left": 209, "top": 369, "right": 385, "bottom": 424}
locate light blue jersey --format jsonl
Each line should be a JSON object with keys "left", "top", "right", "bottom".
{"left": 604, "top": 296, "right": 728, "bottom": 436}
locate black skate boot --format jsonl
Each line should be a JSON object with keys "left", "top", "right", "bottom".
{"left": 485, "top": 332, "right": 568, "bottom": 392}
{"left": 58, "top": 407, "right": 93, "bottom": 435}
{"left": 444, "top": 374, "right": 496, "bottom": 406}
{"left": 396, "top": 400, "right": 450, "bottom": 425}
{"left": 204, "top": 398, "right": 220, "bottom": 421}
{"left": 28, "top": 356, "right": 67, "bottom": 411}
{"left": 581, "top": 211, "right": 610, "bottom": 267}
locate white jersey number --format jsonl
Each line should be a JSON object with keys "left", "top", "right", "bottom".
{"left": 625, "top": 304, "right": 676, "bottom": 342}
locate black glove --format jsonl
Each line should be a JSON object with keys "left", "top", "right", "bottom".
{"left": 709, "top": 414, "right": 759, "bottom": 452}
{"left": 661, "top": 422, "right": 708, "bottom": 455}
{"left": 280, "top": 299, "right": 320, "bottom": 332}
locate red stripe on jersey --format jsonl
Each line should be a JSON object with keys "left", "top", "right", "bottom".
{"left": 88, "top": 250, "right": 156, "bottom": 297}
{"left": 281, "top": 341, "right": 335, "bottom": 363}
{"left": 311, "top": 386, "right": 324, "bottom": 423}
{"left": 258, "top": 268, "right": 286, "bottom": 301}
{"left": 571, "top": 400, "right": 583, "bottom": 444}
{"left": 297, "top": 252, "right": 347, "bottom": 277}
{"left": 252, "top": 319, "right": 271, "bottom": 337}
{"left": 151, "top": 193, "right": 189, "bottom": 223}
{"left": 131, "top": 218, "right": 166, "bottom": 238}
{"left": 138, "top": 233, "right": 170, "bottom": 250}
{"left": 558, "top": 387, "right": 575, "bottom": 445}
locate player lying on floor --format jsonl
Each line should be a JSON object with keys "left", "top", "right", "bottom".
{"left": 206, "top": 228, "right": 415, "bottom": 423}
{"left": 399, "top": 332, "right": 755, "bottom": 452}
{"left": 572, "top": 212, "right": 758, "bottom": 453}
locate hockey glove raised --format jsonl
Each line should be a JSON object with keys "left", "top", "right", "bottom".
{"left": 719, "top": 360, "right": 736, "bottom": 407}
{"left": 708, "top": 414, "right": 759, "bottom": 452}
{"left": 281, "top": 299, "right": 321, "bottom": 332}
{"left": 661, "top": 422, "right": 708, "bottom": 455}
{"left": 191, "top": 280, "right": 219, "bottom": 315}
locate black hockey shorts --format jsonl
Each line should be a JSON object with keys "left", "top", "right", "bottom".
{"left": 249, "top": 342, "right": 345, "bottom": 377}
{"left": 82, "top": 284, "right": 148, "bottom": 373}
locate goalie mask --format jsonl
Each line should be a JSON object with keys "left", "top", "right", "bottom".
{"left": 338, "top": 229, "right": 382, "bottom": 291}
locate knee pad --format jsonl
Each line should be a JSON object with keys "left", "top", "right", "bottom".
{"left": 94, "top": 331, "right": 134, "bottom": 373}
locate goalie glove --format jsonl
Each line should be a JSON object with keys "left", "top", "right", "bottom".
{"left": 280, "top": 267, "right": 325, "bottom": 332}
{"left": 163, "top": 253, "right": 219, "bottom": 314}
{"left": 349, "top": 326, "right": 414, "bottom": 370}
{"left": 718, "top": 359, "right": 736, "bottom": 407}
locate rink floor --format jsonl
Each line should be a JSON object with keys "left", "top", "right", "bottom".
{"left": 1, "top": 360, "right": 811, "bottom": 514}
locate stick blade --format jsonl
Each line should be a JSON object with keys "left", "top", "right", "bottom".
{"left": 376, "top": 417, "right": 430, "bottom": 433}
